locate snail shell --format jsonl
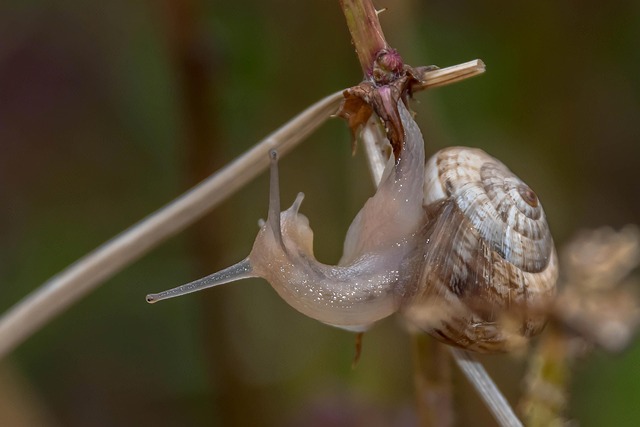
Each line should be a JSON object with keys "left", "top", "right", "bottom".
{"left": 400, "top": 147, "right": 558, "bottom": 352}
{"left": 146, "top": 101, "right": 558, "bottom": 353}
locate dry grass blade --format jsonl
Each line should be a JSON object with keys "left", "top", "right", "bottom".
{"left": 450, "top": 348, "right": 524, "bottom": 427}
{"left": 412, "top": 59, "right": 486, "bottom": 90}
{"left": 361, "top": 112, "right": 520, "bottom": 427}
{"left": 0, "top": 92, "right": 343, "bottom": 358}
{"left": 0, "top": 60, "right": 484, "bottom": 359}
{"left": 360, "top": 114, "right": 389, "bottom": 184}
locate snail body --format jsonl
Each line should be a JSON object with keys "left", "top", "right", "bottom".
{"left": 146, "top": 101, "right": 557, "bottom": 352}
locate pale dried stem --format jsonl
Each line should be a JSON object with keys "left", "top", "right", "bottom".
{"left": 0, "top": 92, "right": 343, "bottom": 359}
{"left": 362, "top": 123, "right": 455, "bottom": 427}
{"left": 0, "top": 60, "right": 484, "bottom": 359}
{"left": 450, "top": 348, "right": 524, "bottom": 427}
{"left": 360, "top": 114, "right": 388, "bottom": 184}
{"left": 361, "top": 109, "right": 522, "bottom": 427}
{"left": 411, "top": 60, "right": 486, "bottom": 91}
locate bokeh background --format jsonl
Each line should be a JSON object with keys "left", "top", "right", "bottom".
{"left": 1, "top": 0, "right": 639, "bottom": 425}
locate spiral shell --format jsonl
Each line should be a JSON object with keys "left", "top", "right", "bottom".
{"left": 402, "top": 147, "right": 558, "bottom": 352}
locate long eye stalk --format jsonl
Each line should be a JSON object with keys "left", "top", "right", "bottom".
{"left": 268, "top": 150, "right": 286, "bottom": 251}
{"left": 145, "top": 258, "right": 254, "bottom": 303}
{"left": 145, "top": 150, "right": 288, "bottom": 304}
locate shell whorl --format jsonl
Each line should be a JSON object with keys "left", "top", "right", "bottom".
{"left": 403, "top": 147, "right": 558, "bottom": 352}
{"left": 424, "top": 147, "right": 554, "bottom": 274}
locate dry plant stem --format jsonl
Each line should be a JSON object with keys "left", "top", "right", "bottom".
{"left": 361, "top": 116, "right": 454, "bottom": 426}
{"left": 359, "top": 59, "right": 487, "bottom": 174}
{"left": 339, "top": 0, "right": 388, "bottom": 76}
{"left": 361, "top": 114, "right": 520, "bottom": 427}
{"left": 0, "top": 92, "right": 342, "bottom": 359}
{"left": 450, "top": 348, "right": 524, "bottom": 427}
{"left": 0, "top": 61, "right": 484, "bottom": 360}
{"left": 361, "top": 115, "right": 388, "bottom": 183}
{"left": 410, "top": 60, "right": 486, "bottom": 91}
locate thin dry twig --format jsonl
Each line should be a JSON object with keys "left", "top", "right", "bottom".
{"left": 0, "top": 60, "right": 485, "bottom": 360}
{"left": 361, "top": 111, "right": 522, "bottom": 427}
{"left": 450, "top": 348, "right": 524, "bottom": 427}
{"left": 0, "top": 91, "right": 343, "bottom": 359}
{"left": 411, "top": 60, "right": 486, "bottom": 91}
{"left": 360, "top": 114, "right": 389, "bottom": 183}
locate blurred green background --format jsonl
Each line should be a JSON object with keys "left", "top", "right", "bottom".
{"left": 1, "top": 0, "right": 639, "bottom": 425}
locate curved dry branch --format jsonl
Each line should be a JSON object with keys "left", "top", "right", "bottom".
{"left": 0, "top": 60, "right": 484, "bottom": 360}
{"left": 0, "top": 92, "right": 343, "bottom": 359}
{"left": 450, "top": 348, "right": 523, "bottom": 427}
{"left": 361, "top": 109, "right": 522, "bottom": 427}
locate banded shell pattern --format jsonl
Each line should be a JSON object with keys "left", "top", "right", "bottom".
{"left": 402, "top": 147, "right": 558, "bottom": 352}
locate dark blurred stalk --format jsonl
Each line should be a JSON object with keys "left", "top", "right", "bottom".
{"left": 162, "top": 1, "right": 271, "bottom": 424}
{"left": 412, "top": 334, "right": 454, "bottom": 427}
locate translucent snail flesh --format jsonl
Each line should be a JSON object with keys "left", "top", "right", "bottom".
{"left": 146, "top": 101, "right": 558, "bottom": 352}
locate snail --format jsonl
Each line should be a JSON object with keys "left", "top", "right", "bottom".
{"left": 146, "top": 101, "right": 558, "bottom": 352}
